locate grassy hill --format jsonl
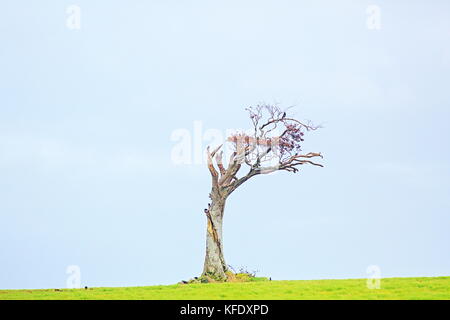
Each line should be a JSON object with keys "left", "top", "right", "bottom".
{"left": 1, "top": 276, "right": 449, "bottom": 300}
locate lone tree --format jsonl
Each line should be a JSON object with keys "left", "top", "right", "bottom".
{"left": 202, "top": 105, "right": 323, "bottom": 280}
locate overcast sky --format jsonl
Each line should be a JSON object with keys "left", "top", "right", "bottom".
{"left": 1, "top": 0, "right": 449, "bottom": 289}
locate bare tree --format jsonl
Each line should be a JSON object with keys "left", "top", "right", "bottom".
{"left": 202, "top": 105, "right": 323, "bottom": 280}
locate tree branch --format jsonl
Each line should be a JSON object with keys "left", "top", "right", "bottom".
{"left": 215, "top": 151, "right": 226, "bottom": 176}
{"left": 206, "top": 145, "right": 222, "bottom": 187}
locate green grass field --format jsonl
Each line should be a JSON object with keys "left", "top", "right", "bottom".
{"left": 1, "top": 277, "right": 449, "bottom": 300}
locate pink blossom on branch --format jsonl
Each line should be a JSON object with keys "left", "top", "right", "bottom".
{"left": 225, "top": 104, "right": 321, "bottom": 168}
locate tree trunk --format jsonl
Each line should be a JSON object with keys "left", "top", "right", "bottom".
{"left": 202, "top": 198, "right": 227, "bottom": 280}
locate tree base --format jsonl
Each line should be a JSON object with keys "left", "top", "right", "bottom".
{"left": 178, "top": 271, "right": 270, "bottom": 284}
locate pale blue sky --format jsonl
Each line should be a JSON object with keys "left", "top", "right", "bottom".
{"left": 1, "top": 0, "right": 449, "bottom": 289}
